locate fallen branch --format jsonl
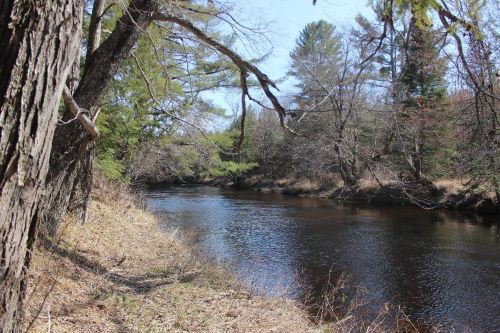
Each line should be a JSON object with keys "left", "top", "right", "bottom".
{"left": 62, "top": 86, "right": 100, "bottom": 140}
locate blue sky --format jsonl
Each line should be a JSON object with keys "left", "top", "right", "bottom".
{"left": 207, "top": 0, "right": 374, "bottom": 123}
{"left": 234, "top": 0, "right": 372, "bottom": 87}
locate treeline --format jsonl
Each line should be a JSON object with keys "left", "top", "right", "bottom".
{"left": 101, "top": 4, "right": 499, "bottom": 200}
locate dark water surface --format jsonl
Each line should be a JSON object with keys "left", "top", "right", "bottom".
{"left": 145, "top": 185, "right": 500, "bottom": 332}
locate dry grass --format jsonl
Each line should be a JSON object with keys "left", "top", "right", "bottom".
{"left": 286, "top": 178, "right": 323, "bottom": 192}
{"left": 24, "top": 185, "right": 319, "bottom": 333}
{"left": 434, "top": 178, "right": 468, "bottom": 195}
{"left": 24, "top": 175, "right": 441, "bottom": 333}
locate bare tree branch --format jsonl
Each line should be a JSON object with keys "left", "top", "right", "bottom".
{"left": 62, "top": 86, "right": 100, "bottom": 140}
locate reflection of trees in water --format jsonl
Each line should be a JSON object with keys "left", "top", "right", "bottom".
{"left": 274, "top": 203, "right": 500, "bottom": 330}
{"left": 285, "top": 203, "right": 394, "bottom": 314}
{"left": 212, "top": 191, "right": 305, "bottom": 295}
{"left": 149, "top": 187, "right": 500, "bottom": 331}
{"left": 381, "top": 210, "right": 440, "bottom": 325}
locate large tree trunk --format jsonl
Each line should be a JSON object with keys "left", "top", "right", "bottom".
{"left": 42, "top": 0, "right": 158, "bottom": 232}
{"left": 0, "top": 0, "right": 82, "bottom": 330}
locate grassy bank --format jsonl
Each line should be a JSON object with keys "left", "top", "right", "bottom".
{"left": 24, "top": 180, "right": 321, "bottom": 333}
{"left": 24, "top": 176, "right": 438, "bottom": 333}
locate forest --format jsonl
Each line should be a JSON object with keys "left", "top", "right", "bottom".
{"left": 95, "top": 1, "right": 499, "bottom": 210}
{"left": 0, "top": 0, "right": 499, "bottom": 331}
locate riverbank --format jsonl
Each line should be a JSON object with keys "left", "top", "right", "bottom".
{"left": 24, "top": 178, "right": 321, "bottom": 332}
{"left": 218, "top": 175, "right": 499, "bottom": 215}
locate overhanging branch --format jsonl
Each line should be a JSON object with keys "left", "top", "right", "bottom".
{"left": 154, "top": 13, "right": 299, "bottom": 133}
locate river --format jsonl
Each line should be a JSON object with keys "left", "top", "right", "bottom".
{"left": 145, "top": 185, "right": 500, "bottom": 332}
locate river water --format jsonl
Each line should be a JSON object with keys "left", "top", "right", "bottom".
{"left": 145, "top": 185, "right": 500, "bottom": 332}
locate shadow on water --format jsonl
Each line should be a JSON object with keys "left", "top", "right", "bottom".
{"left": 146, "top": 184, "right": 500, "bottom": 332}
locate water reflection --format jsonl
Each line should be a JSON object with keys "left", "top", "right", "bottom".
{"left": 146, "top": 185, "right": 500, "bottom": 331}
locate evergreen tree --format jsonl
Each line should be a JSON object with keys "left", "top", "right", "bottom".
{"left": 290, "top": 20, "right": 342, "bottom": 108}
{"left": 289, "top": 20, "right": 364, "bottom": 186}
{"left": 401, "top": 24, "right": 447, "bottom": 106}
{"left": 398, "top": 22, "right": 451, "bottom": 182}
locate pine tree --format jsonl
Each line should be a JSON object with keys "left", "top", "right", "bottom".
{"left": 289, "top": 20, "right": 363, "bottom": 186}
{"left": 401, "top": 24, "right": 447, "bottom": 106}
{"left": 398, "top": 21, "right": 451, "bottom": 183}
{"left": 290, "top": 20, "right": 342, "bottom": 108}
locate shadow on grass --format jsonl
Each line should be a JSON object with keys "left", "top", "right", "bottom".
{"left": 39, "top": 236, "right": 194, "bottom": 294}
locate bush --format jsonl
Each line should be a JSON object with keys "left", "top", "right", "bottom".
{"left": 206, "top": 161, "right": 258, "bottom": 185}
{"left": 95, "top": 153, "right": 129, "bottom": 182}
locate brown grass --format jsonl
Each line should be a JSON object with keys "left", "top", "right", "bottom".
{"left": 24, "top": 184, "right": 319, "bottom": 333}
{"left": 24, "top": 175, "right": 442, "bottom": 333}
{"left": 434, "top": 178, "right": 468, "bottom": 195}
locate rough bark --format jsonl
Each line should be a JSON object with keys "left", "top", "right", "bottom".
{"left": 85, "top": 0, "right": 106, "bottom": 64}
{"left": 0, "top": 0, "right": 82, "bottom": 330}
{"left": 43, "top": 0, "right": 159, "bottom": 232}
{"left": 332, "top": 135, "right": 359, "bottom": 187}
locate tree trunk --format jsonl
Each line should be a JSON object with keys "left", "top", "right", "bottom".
{"left": 0, "top": 0, "right": 82, "bottom": 330}
{"left": 333, "top": 140, "right": 359, "bottom": 187}
{"left": 85, "top": 0, "right": 106, "bottom": 64}
{"left": 42, "top": 0, "right": 158, "bottom": 233}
